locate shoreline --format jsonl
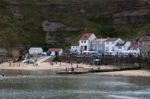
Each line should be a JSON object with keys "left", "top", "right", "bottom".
{"left": 0, "top": 62, "right": 150, "bottom": 77}
{"left": 93, "top": 70, "right": 150, "bottom": 77}
{"left": 1, "top": 69, "right": 150, "bottom": 77}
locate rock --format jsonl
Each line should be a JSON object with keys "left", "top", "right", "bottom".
{"left": 113, "top": 8, "right": 150, "bottom": 25}
{"left": 42, "top": 21, "right": 79, "bottom": 32}
{"left": 42, "top": 21, "right": 66, "bottom": 32}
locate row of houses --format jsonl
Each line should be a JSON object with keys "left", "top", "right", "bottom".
{"left": 29, "top": 48, "right": 63, "bottom": 56}
{"left": 70, "top": 33, "right": 150, "bottom": 56}
{"left": 0, "top": 47, "right": 64, "bottom": 57}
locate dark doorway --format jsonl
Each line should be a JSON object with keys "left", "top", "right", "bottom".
{"left": 55, "top": 51, "right": 59, "bottom": 56}
{"left": 84, "top": 46, "right": 87, "bottom": 50}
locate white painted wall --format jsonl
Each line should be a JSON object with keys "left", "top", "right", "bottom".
{"left": 50, "top": 49, "right": 63, "bottom": 56}
{"left": 29, "top": 47, "right": 43, "bottom": 55}
{"left": 91, "top": 39, "right": 106, "bottom": 53}
{"left": 70, "top": 46, "right": 80, "bottom": 54}
{"left": 79, "top": 33, "right": 96, "bottom": 54}
{"left": 104, "top": 38, "right": 122, "bottom": 55}
{"left": 115, "top": 41, "right": 131, "bottom": 52}
{"left": 88, "top": 34, "right": 96, "bottom": 42}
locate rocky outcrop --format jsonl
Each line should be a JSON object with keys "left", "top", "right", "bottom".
{"left": 113, "top": 8, "right": 150, "bottom": 25}
{"left": 42, "top": 21, "right": 79, "bottom": 32}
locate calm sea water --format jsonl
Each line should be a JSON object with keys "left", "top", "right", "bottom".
{"left": 0, "top": 74, "right": 150, "bottom": 99}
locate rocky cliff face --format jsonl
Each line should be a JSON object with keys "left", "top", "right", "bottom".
{"left": 113, "top": 8, "right": 150, "bottom": 25}
{"left": 0, "top": 0, "right": 150, "bottom": 48}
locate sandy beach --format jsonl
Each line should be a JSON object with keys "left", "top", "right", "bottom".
{"left": 0, "top": 62, "right": 150, "bottom": 77}
{"left": 0, "top": 62, "right": 115, "bottom": 71}
{"left": 0, "top": 62, "right": 92, "bottom": 71}
{"left": 94, "top": 70, "right": 150, "bottom": 77}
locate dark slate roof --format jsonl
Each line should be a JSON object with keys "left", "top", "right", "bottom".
{"left": 116, "top": 41, "right": 127, "bottom": 46}
{"left": 106, "top": 38, "right": 119, "bottom": 42}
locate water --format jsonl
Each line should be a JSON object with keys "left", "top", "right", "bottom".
{"left": 0, "top": 74, "right": 150, "bottom": 99}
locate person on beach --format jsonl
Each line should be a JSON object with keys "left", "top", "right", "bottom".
{"left": 9, "top": 61, "right": 11, "bottom": 66}
{"left": 98, "top": 67, "right": 100, "bottom": 70}
{"left": 18, "top": 62, "right": 20, "bottom": 67}
{"left": 71, "top": 67, "right": 74, "bottom": 72}
{"left": 65, "top": 67, "right": 68, "bottom": 71}
{"left": 51, "top": 62, "right": 53, "bottom": 67}
{"left": 71, "top": 62, "right": 73, "bottom": 67}
{"left": 77, "top": 64, "right": 78, "bottom": 68}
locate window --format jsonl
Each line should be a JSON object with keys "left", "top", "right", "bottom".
{"left": 106, "top": 47, "right": 109, "bottom": 51}
{"left": 118, "top": 46, "right": 122, "bottom": 49}
{"left": 84, "top": 40, "right": 86, "bottom": 43}
{"left": 112, "top": 47, "right": 115, "bottom": 51}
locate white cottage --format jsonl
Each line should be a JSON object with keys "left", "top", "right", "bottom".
{"left": 29, "top": 47, "right": 43, "bottom": 55}
{"left": 116, "top": 41, "right": 131, "bottom": 52}
{"left": 129, "top": 41, "right": 141, "bottom": 56}
{"left": 91, "top": 38, "right": 107, "bottom": 53}
{"left": 115, "top": 40, "right": 131, "bottom": 55}
{"left": 48, "top": 48, "right": 63, "bottom": 56}
{"left": 79, "top": 33, "right": 96, "bottom": 54}
{"left": 70, "top": 45, "right": 80, "bottom": 54}
{"left": 104, "top": 38, "right": 122, "bottom": 55}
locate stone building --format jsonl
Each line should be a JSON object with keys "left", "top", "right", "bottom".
{"left": 138, "top": 36, "right": 150, "bottom": 56}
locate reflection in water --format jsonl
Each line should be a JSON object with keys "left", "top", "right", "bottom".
{"left": 0, "top": 74, "right": 150, "bottom": 99}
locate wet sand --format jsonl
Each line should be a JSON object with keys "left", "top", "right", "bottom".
{"left": 95, "top": 70, "right": 150, "bottom": 77}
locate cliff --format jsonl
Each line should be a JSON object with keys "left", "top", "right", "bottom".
{"left": 0, "top": 0, "right": 150, "bottom": 49}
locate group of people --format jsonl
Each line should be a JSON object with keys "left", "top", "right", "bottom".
{"left": 49, "top": 61, "right": 80, "bottom": 72}
{"left": 9, "top": 61, "right": 21, "bottom": 67}
{"left": 65, "top": 66, "right": 74, "bottom": 72}
{"left": 0, "top": 59, "right": 3, "bottom": 64}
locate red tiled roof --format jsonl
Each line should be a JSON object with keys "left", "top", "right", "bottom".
{"left": 80, "top": 33, "right": 93, "bottom": 40}
{"left": 139, "top": 36, "right": 150, "bottom": 42}
{"left": 49, "top": 48, "right": 62, "bottom": 52}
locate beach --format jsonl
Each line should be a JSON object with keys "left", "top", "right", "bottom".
{"left": 94, "top": 70, "right": 150, "bottom": 77}
{"left": 0, "top": 62, "right": 150, "bottom": 77}
{"left": 0, "top": 62, "right": 116, "bottom": 71}
{"left": 0, "top": 62, "right": 92, "bottom": 71}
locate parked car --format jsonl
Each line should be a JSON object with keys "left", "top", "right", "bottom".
{"left": 90, "top": 59, "right": 102, "bottom": 65}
